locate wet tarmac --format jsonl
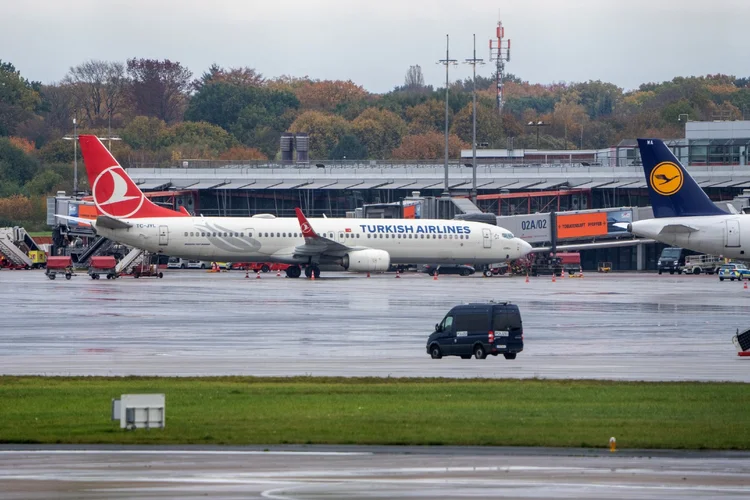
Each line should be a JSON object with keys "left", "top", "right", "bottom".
{"left": 1, "top": 269, "right": 748, "bottom": 381}
{"left": 1, "top": 445, "right": 749, "bottom": 499}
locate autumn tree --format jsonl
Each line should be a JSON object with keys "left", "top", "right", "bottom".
{"left": 404, "top": 65, "right": 425, "bottom": 90}
{"left": 294, "top": 80, "right": 369, "bottom": 112}
{"left": 121, "top": 116, "right": 170, "bottom": 150}
{"left": 39, "top": 84, "right": 76, "bottom": 133}
{"left": 0, "top": 194, "right": 34, "bottom": 221}
{"left": 166, "top": 121, "right": 236, "bottom": 158}
{"left": 218, "top": 146, "right": 267, "bottom": 161}
{"left": 288, "top": 111, "right": 351, "bottom": 159}
{"left": 351, "top": 108, "right": 407, "bottom": 159}
{"left": 405, "top": 99, "right": 445, "bottom": 134}
{"left": 64, "top": 60, "right": 127, "bottom": 127}
{"left": 450, "top": 103, "right": 505, "bottom": 147}
{"left": 0, "top": 61, "right": 41, "bottom": 136}
{"left": 391, "top": 132, "right": 468, "bottom": 160}
{"left": 0, "top": 137, "right": 39, "bottom": 185}
{"left": 127, "top": 58, "right": 192, "bottom": 123}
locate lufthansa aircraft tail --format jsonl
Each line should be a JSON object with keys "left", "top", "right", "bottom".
{"left": 78, "top": 135, "right": 186, "bottom": 219}
{"left": 637, "top": 138, "right": 726, "bottom": 218}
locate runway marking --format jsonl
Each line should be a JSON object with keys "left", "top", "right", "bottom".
{"left": 0, "top": 450, "right": 370, "bottom": 457}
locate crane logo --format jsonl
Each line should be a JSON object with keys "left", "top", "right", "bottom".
{"left": 649, "top": 161, "right": 683, "bottom": 196}
{"left": 92, "top": 166, "right": 145, "bottom": 218}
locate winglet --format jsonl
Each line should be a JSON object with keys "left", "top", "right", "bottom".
{"left": 295, "top": 207, "right": 318, "bottom": 238}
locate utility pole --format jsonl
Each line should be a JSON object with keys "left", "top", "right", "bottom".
{"left": 438, "top": 34, "right": 457, "bottom": 196}
{"left": 489, "top": 18, "right": 511, "bottom": 113}
{"left": 465, "top": 34, "right": 484, "bottom": 204}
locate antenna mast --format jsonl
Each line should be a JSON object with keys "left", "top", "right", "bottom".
{"left": 489, "top": 18, "right": 511, "bottom": 113}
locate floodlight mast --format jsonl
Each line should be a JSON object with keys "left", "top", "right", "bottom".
{"left": 464, "top": 34, "right": 485, "bottom": 204}
{"left": 438, "top": 34, "right": 457, "bottom": 196}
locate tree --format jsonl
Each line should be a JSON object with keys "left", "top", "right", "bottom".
{"left": 294, "top": 80, "right": 368, "bottom": 112}
{"left": 330, "top": 135, "right": 368, "bottom": 160}
{"left": 64, "top": 60, "right": 126, "bottom": 127}
{"left": 0, "top": 137, "right": 39, "bottom": 185}
{"left": 450, "top": 102, "right": 505, "bottom": 147}
{"left": 127, "top": 58, "right": 192, "bottom": 123}
{"left": 405, "top": 99, "right": 445, "bottom": 134}
{"left": 38, "top": 138, "right": 75, "bottom": 163}
{"left": 0, "top": 61, "right": 41, "bottom": 136}
{"left": 39, "top": 84, "right": 76, "bottom": 133}
{"left": 166, "top": 121, "right": 236, "bottom": 157}
{"left": 351, "top": 108, "right": 407, "bottom": 159}
{"left": 391, "top": 132, "right": 468, "bottom": 160}
{"left": 404, "top": 65, "right": 425, "bottom": 90}
{"left": 288, "top": 111, "right": 351, "bottom": 159}
{"left": 121, "top": 116, "right": 169, "bottom": 150}
{"left": 217, "top": 146, "right": 267, "bottom": 161}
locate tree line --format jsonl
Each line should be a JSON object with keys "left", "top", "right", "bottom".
{"left": 1, "top": 57, "right": 749, "bottom": 229}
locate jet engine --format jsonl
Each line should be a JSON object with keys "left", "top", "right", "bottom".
{"left": 341, "top": 249, "right": 391, "bottom": 272}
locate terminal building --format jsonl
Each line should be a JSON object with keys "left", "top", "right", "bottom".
{"left": 49, "top": 120, "right": 750, "bottom": 271}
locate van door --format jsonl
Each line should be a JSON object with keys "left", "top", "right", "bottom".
{"left": 482, "top": 228, "right": 492, "bottom": 249}
{"left": 438, "top": 315, "right": 457, "bottom": 355}
{"left": 455, "top": 309, "right": 490, "bottom": 355}
{"left": 158, "top": 225, "right": 169, "bottom": 246}
{"left": 726, "top": 220, "right": 740, "bottom": 248}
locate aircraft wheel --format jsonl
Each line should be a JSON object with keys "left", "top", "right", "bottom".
{"left": 304, "top": 266, "right": 313, "bottom": 278}
{"left": 313, "top": 266, "right": 321, "bottom": 279}
{"left": 286, "top": 265, "right": 301, "bottom": 278}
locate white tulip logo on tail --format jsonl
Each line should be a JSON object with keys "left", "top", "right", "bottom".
{"left": 301, "top": 222, "right": 312, "bottom": 235}
{"left": 92, "top": 166, "right": 145, "bottom": 218}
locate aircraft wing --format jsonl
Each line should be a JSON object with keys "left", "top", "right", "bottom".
{"left": 531, "top": 238, "right": 656, "bottom": 253}
{"left": 292, "top": 208, "right": 356, "bottom": 257}
{"left": 658, "top": 223, "right": 699, "bottom": 235}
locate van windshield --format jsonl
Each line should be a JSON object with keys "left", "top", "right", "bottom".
{"left": 168, "top": 257, "right": 180, "bottom": 263}
{"left": 661, "top": 248, "right": 681, "bottom": 259}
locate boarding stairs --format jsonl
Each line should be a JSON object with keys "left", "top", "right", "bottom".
{"left": 74, "top": 236, "right": 115, "bottom": 265}
{"left": 115, "top": 247, "right": 145, "bottom": 274}
{"left": 0, "top": 227, "right": 34, "bottom": 267}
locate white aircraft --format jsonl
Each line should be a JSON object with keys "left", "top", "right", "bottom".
{"left": 627, "top": 138, "right": 748, "bottom": 259}
{"left": 67, "top": 135, "right": 532, "bottom": 278}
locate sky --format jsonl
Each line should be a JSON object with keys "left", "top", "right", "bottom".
{"left": 3, "top": 0, "right": 749, "bottom": 93}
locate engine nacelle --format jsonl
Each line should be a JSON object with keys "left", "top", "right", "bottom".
{"left": 342, "top": 249, "right": 391, "bottom": 272}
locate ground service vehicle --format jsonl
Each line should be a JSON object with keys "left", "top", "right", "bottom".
{"left": 45, "top": 256, "right": 73, "bottom": 280}
{"left": 682, "top": 254, "right": 721, "bottom": 275}
{"left": 427, "top": 302, "right": 523, "bottom": 360}
{"left": 718, "top": 263, "right": 750, "bottom": 281}
{"left": 88, "top": 255, "right": 118, "bottom": 280}
{"left": 132, "top": 263, "right": 163, "bottom": 279}
{"left": 420, "top": 264, "right": 475, "bottom": 276}
{"left": 657, "top": 247, "right": 698, "bottom": 274}
{"left": 186, "top": 260, "right": 209, "bottom": 269}
{"left": 167, "top": 257, "right": 187, "bottom": 269}
{"left": 530, "top": 254, "right": 563, "bottom": 277}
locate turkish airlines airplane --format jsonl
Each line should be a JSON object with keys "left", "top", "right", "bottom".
{"left": 69, "top": 135, "right": 532, "bottom": 278}
{"left": 627, "top": 138, "right": 748, "bottom": 259}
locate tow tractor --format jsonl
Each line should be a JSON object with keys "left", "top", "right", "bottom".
{"left": 598, "top": 262, "right": 612, "bottom": 273}
{"left": 131, "top": 262, "right": 163, "bottom": 279}
{"left": 45, "top": 256, "right": 73, "bottom": 280}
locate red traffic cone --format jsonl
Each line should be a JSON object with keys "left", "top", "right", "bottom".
{"left": 276, "top": 270, "right": 281, "bottom": 277}
{"left": 525, "top": 274, "right": 529, "bottom": 283}
{"left": 744, "top": 280, "right": 748, "bottom": 289}
{"left": 433, "top": 272, "right": 438, "bottom": 281}
{"left": 366, "top": 272, "right": 371, "bottom": 278}
{"left": 552, "top": 273, "right": 556, "bottom": 283}
{"left": 245, "top": 270, "right": 249, "bottom": 279}
{"left": 396, "top": 270, "right": 401, "bottom": 278}
{"left": 310, "top": 271, "right": 315, "bottom": 281}
{"left": 256, "top": 271, "right": 261, "bottom": 279}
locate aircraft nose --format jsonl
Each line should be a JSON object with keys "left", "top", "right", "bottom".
{"left": 519, "top": 239, "right": 532, "bottom": 255}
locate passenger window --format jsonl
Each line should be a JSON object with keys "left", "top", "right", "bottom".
{"left": 367, "top": 234, "right": 371, "bottom": 238}
{"left": 184, "top": 232, "right": 188, "bottom": 237}
{"left": 356, "top": 234, "right": 360, "bottom": 238}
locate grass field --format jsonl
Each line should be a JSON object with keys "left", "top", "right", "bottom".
{"left": 1, "top": 377, "right": 749, "bottom": 449}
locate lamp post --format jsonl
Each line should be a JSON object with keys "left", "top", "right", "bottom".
{"left": 527, "top": 120, "right": 548, "bottom": 149}
{"left": 438, "top": 34, "right": 457, "bottom": 196}
{"left": 62, "top": 117, "right": 78, "bottom": 195}
{"left": 464, "top": 34, "right": 484, "bottom": 204}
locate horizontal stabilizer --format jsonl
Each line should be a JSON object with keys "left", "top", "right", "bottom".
{"left": 96, "top": 215, "right": 132, "bottom": 230}
{"left": 658, "top": 223, "right": 699, "bottom": 235}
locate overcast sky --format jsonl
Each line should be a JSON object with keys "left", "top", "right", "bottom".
{"left": 3, "top": 0, "right": 748, "bottom": 93}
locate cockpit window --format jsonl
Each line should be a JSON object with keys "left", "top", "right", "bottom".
{"left": 502, "top": 232, "right": 514, "bottom": 239}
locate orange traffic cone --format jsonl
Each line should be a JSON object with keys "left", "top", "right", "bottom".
{"left": 310, "top": 271, "right": 315, "bottom": 281}
{"left": 396, "top": 270, "right": 401, "bottom": 279}
{"left": 276, "top": 270, "right": 281, "bottom": 277}
{"left": 744, "top": 280, "right": 748, "bottom": 290}
{"left": 433, "top": 272, "right": 438, "bottom": 281}
{"left": 245, "top": 269, "right": 249, "bottom": 279}
{"left": 256, "top": 271, "right": 261, "bottom": 279}
{"left": 552, "top": 273, "right": 556, "bottom": 283}
{"left": 525, "top": 274, "right": 529, "bottom": 283}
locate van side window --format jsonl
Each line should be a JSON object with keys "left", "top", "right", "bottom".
{"left": 454, "top": 313, "right": 488, "bottom": 332}
{"left": 441, "top": 315, "right": 454, "bottom": 332}
{"left": 508, "top": 310, "right": 522, "bottom": 329}
{"left": 493, "top": 311, "right": 510, "bottom": 331}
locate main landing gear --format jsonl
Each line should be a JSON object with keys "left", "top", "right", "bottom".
{"left": 285, "top": 265, "right": 320, "bottom": 279}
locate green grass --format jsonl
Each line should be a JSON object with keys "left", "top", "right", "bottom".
{"left": 1, "top": 377, "right": 749, "bottom": 449}
{"left": 27, "top": 231, "right": 52, "bottom": 238}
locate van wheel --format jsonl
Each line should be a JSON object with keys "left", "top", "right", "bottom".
{"left": 460, "top": 269, "right": 471, "bottom": 276}
{"left": 483, "top": 270, "right": 492, "bottom": 278}
{"left": 181, "top": 264, "right": 186, "bottom": 269}
{"left": 504, "top": 353, "right": 517, "bottom": 360}
{"left": 430, "top": 345, "right": 442, "bottom": 359}
{"left": 474, "top": 345, "right": 487, "bottom": 360}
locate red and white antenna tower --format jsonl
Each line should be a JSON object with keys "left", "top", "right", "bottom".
{"left": 489, "top": 18, "right": 511, "bottom": 113}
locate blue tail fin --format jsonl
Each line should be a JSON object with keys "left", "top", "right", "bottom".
{"left": 637, "top": 138, "right": 726, "bottom": 218}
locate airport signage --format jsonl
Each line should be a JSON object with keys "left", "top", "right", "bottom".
{"left": 497, "top": 213, "right": 551, "bottom": 244}
{"left": 557, "top": 212, "right": 608, "bottom": 239}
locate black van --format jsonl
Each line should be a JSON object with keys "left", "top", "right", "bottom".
{"left": 426, "top": 302, "right": 524, "bottom": 360}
